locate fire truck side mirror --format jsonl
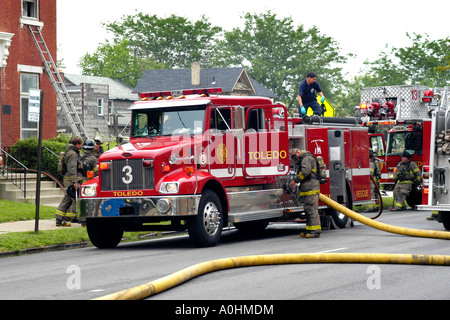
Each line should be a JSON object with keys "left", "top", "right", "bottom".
{"left": 235, "top": 106, "right": 245, "bottom": 130}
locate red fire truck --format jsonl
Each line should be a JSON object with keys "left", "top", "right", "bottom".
{"left": 416, "top": 87, "right": 450, "bottom": 230}
{"left": 356, "top": 85, "right": 435, "bottom": 207}
{"left": 78, "top": 88, "right": 372, "bottom": 248}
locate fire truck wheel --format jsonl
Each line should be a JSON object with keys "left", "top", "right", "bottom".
{"left": 188, "top": 190, "right": 223, "bottom": 247}
{"left": 86, "top": 219, "right": 124, "bottom": 249}
{"left": 406, "top": 189, "right": 422, "bottom": 208}
{"left": 329, "top": 208, "right": 350, "bottom": 229}
{"left": 441, "top": 213, "right": 450, "bottom": 231}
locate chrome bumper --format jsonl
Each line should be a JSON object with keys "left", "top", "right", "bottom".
{"left": 77, "top": 195, "right": 201, "bottom": 221}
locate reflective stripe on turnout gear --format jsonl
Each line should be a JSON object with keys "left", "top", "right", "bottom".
{"left": 306, "top": 225, "right": 322, "bottom": 231}
{"left": 300, "top": 189, "right": 320, "bottom": 196}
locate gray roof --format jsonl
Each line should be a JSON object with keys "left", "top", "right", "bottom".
{"left": 132, "top": 67, "right": 278, "bottom": 99}
{"left": 63, "top": 74, "right": 137, "bottom": 101}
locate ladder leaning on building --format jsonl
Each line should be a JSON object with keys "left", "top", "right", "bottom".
{"left": 28, "top": 25, "right": 88, "bottom": 138}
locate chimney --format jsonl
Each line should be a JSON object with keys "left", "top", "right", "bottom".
{"left": 191, "top": 62, "right": 200, "bottom": 86}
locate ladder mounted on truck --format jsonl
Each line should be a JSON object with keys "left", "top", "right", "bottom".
{"left": 28, "top": 25, "right": 88, "bottom": 138}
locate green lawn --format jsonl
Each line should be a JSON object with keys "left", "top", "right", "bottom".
{"left": 0, "top": 199, "right": 169, "bottom": 254}
{"left": 0, "top": 199, "right": 54, "bottom": 223}
{"left": 0, "top": 196, "right": 394, "bottom": 255}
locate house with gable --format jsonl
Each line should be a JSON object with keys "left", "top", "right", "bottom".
{"left": 60, "top": 74, "right": 137, "bottom": 139}
{"left": 133, "top": 64, "right": 278, "bottom": 100}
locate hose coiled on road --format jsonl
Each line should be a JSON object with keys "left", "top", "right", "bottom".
{"left": 95, "top": 194, "right": 450, "bottom": 300}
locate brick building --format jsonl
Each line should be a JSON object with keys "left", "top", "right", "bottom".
{"left": 0, "top": 0, "right": 57, "bottom": 148}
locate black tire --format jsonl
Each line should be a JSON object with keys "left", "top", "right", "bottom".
{"left": 441, "top": 213, "right": 450, "bottom": 231}
{"left": 329, "top": 208, "right": 350, "bottom": 229}
{"left": 329, "top": 182, "right": 352, "bottom": 229}
{"left": 188, "top": 190, "right": 223, "bottom": 247}
{"left": 406, "top": 188, "right": 422, "bottom": 208}
{"left": 86, "top": 219, "right": 124, "bottom": 249}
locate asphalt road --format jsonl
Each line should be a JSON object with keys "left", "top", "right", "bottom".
{"left": 0, "top": 208, "right": 449, "bottom": 302}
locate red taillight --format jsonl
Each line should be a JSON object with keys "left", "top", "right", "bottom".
{"left": 422, "top": 90, "right": 433, "bottom": 102}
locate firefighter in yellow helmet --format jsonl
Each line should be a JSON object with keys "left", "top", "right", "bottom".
{"left": 290, "top": 148, "right": 321, "bottom": 238}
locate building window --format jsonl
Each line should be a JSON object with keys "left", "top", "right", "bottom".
{"left": 20, "top": 73, "right": 39, "bottom": 139}
{"left": 97, "top": 98, "right": 104, "bottom": 116}
{"left": 108, "top": 100, "right": 114, "bottom": 115}
{"left": 22, "top": 0, "right": 39, "bottom": 19}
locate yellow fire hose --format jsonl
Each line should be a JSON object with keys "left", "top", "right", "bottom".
{"left": 318, "top": 194, "right": 450, "bottom": 240}
{"left": 94, "top": 194, "right": 450, "bottom": 300}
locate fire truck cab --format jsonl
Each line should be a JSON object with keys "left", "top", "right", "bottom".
{"left": 79, "top": 88, "right": 372, "bottom": 248}
{"left": 357, "top": 85, "right": 434, "bottom": 207}
{"left": 416, "top": 87, "right": 450, "bottom": 230}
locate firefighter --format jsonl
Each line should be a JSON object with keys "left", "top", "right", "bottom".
{"left": 364, "top": 148, "right": 382, "bottom": 213}
{"left": 81, "top": 138, "right": 99, "bottom": 179}
{"left": 392, "top": 150, "right": 421, "bottom": 211}
{"left": 297, "top": 71, "right": 325, "bottom": 116}
{"left": 93, "top": 137, "right": 104, "bottom": 159}
{"left": 54, "top": 137, "right": 83, "bottom": 226}
{"left": 289, "top": 148, "right": 321, "bottom": 238}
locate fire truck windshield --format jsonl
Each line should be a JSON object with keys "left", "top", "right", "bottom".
{"left": 386, "top": 131, "right": 423, "bottom": 156}
{"left": 131, "top": 106, "right": 206, "bottom": 138}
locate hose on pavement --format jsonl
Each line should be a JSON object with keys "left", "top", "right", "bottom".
{"left": 94, "top": 194, "right": 449, "bottom": 300}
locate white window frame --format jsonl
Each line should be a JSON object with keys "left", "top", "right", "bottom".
{"left": 97, "top": 98, "right": 104, "bottom": 116}
{"left": 20, "top": 72, "right": 40, "bottom": 139}
{"left": 20, "top": 0, "right": 44, "bottom": 28}
{"left": 22, "top": 0, "right": 39, "bottom": 20}
{"left": 108, "top": 99, "right": 114, "bottom": 115}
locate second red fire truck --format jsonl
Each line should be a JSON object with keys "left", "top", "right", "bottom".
{"left": 356, "top": 85, "right": 435, "bottom": 207}
{"left": 78, "top": 88, "right": 372, "bottom": 248}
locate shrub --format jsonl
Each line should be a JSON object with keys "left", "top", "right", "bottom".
{"left": 9, "top": 134, "right": 73, "bottom": 178}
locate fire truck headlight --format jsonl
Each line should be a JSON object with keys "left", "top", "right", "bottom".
{"left": 159, "top": 182, "right": 179, "bottom": 194}
{"left": 156, "top": 198, "right": 171, "bottom": 214}
{"left": 81, "top": 185, "right": 96, "bottom": 197}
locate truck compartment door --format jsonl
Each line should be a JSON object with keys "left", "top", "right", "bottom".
{"left": 328, "top": 129, "right": 349, "bottom": 205}
{"left": 243, "top": 105, "right": 290, "bottom": 177}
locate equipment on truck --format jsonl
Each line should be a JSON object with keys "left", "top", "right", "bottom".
{"left": 77, "top": 88, "right": 372, "bottom": 248}
{"left": 416, "top": 87, "right": 450, "bottom": 230}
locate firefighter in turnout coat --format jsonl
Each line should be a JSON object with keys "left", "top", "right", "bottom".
{"left": 364, "top": 148, "right": 382, "bottom": 213}
{"left": 290, "top": 148, "right": 321, "bottom": 238}
{"left": 392, "top": 150, "right": 421, "bottom": 211}
{"left": 55, "top": 137, "right": 83, "bottom": 226}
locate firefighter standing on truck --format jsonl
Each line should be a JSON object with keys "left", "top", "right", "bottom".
{"left": 297, "top": 71, "right": 325, "bottom": 116}
{"left": 290, "top": 148, "right": 321, "bottom": 238}
{"left": 55, "top": 137, "right": 83, "bottom": 227}
{"left": 392, "top": 150, "right": 421, "bottom": 211}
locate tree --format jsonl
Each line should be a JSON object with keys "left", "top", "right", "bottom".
{"left": 363, "top": 33, "right": 449, "bottom": 87}
{"left": 210, "top": 11, "right": 350, "bottom": 108}
{"left": 103, "top": 13, "right": 222, "bottom": 69}
{"left": 79, "top": 39, "right": 143, "bottom": 87}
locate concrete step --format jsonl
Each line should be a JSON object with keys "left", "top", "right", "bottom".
{"left": 0, "top": 173, "right": 65, "bottom": 208}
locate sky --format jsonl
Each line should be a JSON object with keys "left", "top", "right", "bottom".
{"left": 57, "top": 0, "right": 449, "bottom": 79}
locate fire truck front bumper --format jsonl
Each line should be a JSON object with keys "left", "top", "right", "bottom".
{"left": 77, "top": 195, "right": 201, "bottom": 221}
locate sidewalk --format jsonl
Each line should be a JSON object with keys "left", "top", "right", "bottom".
{"left": 0, "top": 219, "right": 82, "bottom": 234}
